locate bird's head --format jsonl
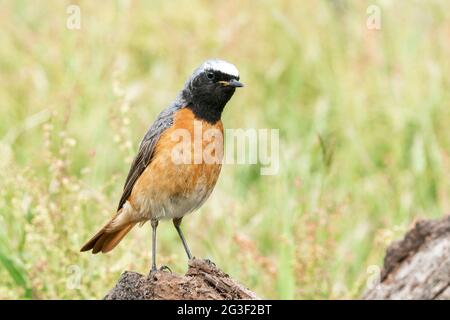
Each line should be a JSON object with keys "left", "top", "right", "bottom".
{"left": 181, "top": 59, "right": 244, "bottom": 123}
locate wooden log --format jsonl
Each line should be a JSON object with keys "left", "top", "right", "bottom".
{"left": 363, "top": 215, "right": 450, "bottom": 299}
{"left": 105, "top": 258, "right": 259, "bottom": 300}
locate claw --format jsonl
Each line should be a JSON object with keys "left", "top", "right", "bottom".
{"left": 159, "top": 265, "right": 172, "bottom": 273}
{"left": 148, "top": 266, "right": 158, "bottom": 277}
{"left": 204, "top": 259, "right": 216, "bottom": 267}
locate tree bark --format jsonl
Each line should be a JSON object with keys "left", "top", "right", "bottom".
{"left": 363, "top": 215, "right": 450, "bottom": 300}
{"left": 104, "top": 258, "right": 260, "bottom": 300}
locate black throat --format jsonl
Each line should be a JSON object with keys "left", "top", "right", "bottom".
{"left": 183, "top": 88, "right": 235, "bottom": 124}
{"left": 186, "top": 102, "right": 224, "bottom": 124}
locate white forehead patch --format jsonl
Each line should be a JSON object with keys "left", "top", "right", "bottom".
{"left": 198, "top": 59, "right": 239, "bottom": 78}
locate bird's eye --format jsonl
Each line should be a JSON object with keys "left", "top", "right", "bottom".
{"left": 206, "top": 72, "right": 215, "bottom": 80}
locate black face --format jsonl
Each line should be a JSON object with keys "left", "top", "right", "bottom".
{"left": 183, "top": 70, "right": 243, "bottom": 124}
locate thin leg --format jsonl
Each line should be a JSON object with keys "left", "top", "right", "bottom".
{"left": 151, "top": 219, "right": 159, "bottom": 272}
{"left": 173, "top": 218, "right": 192, "bottom": 260}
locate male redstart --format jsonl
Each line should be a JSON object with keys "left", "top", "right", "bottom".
{"left": 81, "top": 59, "right": 243, "bottom": 272}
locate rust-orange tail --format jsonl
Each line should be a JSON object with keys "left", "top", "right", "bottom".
{"left": 80, "top": 213, "right": 136, "bottom": 254}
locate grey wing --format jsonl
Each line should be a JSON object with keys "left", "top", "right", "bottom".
{"left": 117, "top": 102, "right": 182, "bottom": 210}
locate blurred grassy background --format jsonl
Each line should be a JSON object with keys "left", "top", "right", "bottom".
{"left": 0, "top": 0, "right": 449, "bottom": 299}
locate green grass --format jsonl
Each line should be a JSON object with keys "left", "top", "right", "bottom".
{"left": 0, "top": 0, "right": 449, "bottom": 299}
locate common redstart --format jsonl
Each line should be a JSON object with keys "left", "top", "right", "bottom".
{"left": 81, "top": 59, "right": 243, "bottom": 272}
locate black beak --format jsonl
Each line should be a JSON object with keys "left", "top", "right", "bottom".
{"left": 228, "top": 79, "right": 244, "bottom": 88}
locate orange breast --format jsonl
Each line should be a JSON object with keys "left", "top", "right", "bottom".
{"left": 129, "top": 108, "right": 223, "bottom": 220}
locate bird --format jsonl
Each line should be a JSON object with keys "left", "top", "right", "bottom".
{"left": 80, "top": 59, "right": 244, "bottom": 272}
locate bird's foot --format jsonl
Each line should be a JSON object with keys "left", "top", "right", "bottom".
{"left": 159, "top": 265, "right": 172, "bottom": 273}
{"left": 148, "top": 266, "right": 158, "bottom": 277}
{"left": 148, "top": 265, "right": 172, "bottom": 277}
{"left": 203, "top": 258, "right": 216, "bottom": 267}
